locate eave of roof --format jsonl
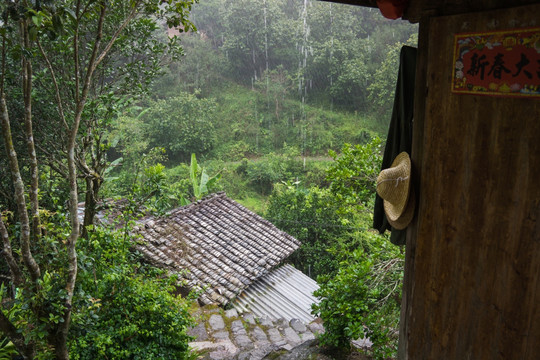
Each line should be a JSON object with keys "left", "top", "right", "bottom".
{"left": 321, "top": 0, "right": 378, "bottom": 8}
{"left": 233, "top": 264, "right": 320, "bottom": 324}
{"left": 323, "top": 0, "right": 540, "bottom": 23}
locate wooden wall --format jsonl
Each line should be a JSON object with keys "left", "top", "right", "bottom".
{"left": 402, "top": 4, "right": 540, "bottom": 359}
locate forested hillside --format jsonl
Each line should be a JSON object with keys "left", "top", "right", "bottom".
{"left": 109, "top": 0, "right": 418, "bottom": 166}
{"left": 103, "top": 0, "right": 418, "bottom": 214}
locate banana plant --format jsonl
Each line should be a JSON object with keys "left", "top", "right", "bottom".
{"left": 181, "top": 153, "right": 221, "bottom": 205}
{"left": 0, "top": 338, "right": 17, "bottom": 360}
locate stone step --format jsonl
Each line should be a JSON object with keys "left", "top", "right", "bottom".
{"left": 188, "top": 309, "right": 325, "bottom": 360}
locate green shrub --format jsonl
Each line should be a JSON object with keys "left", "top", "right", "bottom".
{"left": 218, "top": 165, "right": 251, "bottom": 199}
{"left": 265, "top": 184, "right": 356, "bottom": 278}
{"left": 242, "top": 148, "right": 306, "bottom": 195}
{"left": 312, "top": 234, "right": 403, "bottom": 359}
{"left": 0, "top": 212, "right": 72, "bottom": 358}
{"left": 112, "top": 93, "right": 217, "bottom": 162}
{"left": 326, "top": 137, "right": 384, "bottom": 209}
{"left": 0, "top": 213, "right": 195, "bottom": 359}
{"left": 212, "top": 140, "right": 253, "bottom": 161}
{"left": 245, "top": 155, "right": 285, "bottom": 194}
{"left": 302, "top": 159, "right": 332, "bottom": 188}
{"left": 69, "top": 226, "right": 195, "bottom": 359}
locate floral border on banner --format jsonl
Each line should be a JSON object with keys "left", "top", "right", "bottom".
{"left": 452, "top": 27, "right": 540, "bottom": 97}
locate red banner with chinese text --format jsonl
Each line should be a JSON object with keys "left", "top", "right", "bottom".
{"left": 452, "top": 28, "right": 540, "bottom": 97}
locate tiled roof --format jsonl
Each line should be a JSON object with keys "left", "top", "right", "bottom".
{"left": 233, "top": 264, "right": 320, "bottom": 324}
{"left": 132, "top": 192, "right": 301, "bottom": 306}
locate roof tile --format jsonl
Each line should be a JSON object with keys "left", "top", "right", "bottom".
{"left": 134, "top": 192, "right": 300, "bottom": 305}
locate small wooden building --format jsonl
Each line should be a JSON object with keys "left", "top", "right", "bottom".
{"left": 327, "top": 1, "right": 540, "bottom": 359}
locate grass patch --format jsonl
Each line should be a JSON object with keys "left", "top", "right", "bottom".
{"left": 207, "top": 79, "right": 387, "bottom": 158}
{"left": 236, "top": 194, "right": 269, "bottom": 215}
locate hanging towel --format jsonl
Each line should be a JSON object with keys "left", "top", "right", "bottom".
{"left": 373, "top": 45, "right": 417, "bottom": 245}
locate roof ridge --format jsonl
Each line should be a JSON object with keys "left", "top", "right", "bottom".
{"left": 165, "top": 191, "right": 227, "bottom": 217}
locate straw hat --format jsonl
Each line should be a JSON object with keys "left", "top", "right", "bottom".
{"left": 389, "top": 186, "right": 415, "bottom": 230}
{"left": 376, "top": 152, "right": 415, "bottom": 230}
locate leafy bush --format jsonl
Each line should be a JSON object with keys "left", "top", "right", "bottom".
{"left": 0, "top": 211, "right": 195, "bottom": 359}
{"left": 164, "top": 163, "right": 193, "bottom": 203}
{"left": 326, "top": 137, "right": 384, "bottom": 209}
{"left": 69, "top": 226, "right": 195, "bottom": 359}
{"left": 105, "top": 153, "right": 224, "bottom": 214}
{"left": 245, "top": 155, "right": 286, "bottom": 194}
{"left": 217, "top": 163, "right": 251, "bottom": 199}
{"left": 302, "top": 160, "right": 332, "bottom": 188}
{"left": 265, "top": 184, "right": 356, "bottom": 278}
{"left": 110, "top": 94, "right": 217, "bottom": 163}
{"left": 240, "top": 146, "right": 307, "bottom": 194}
{"left": 143, "top": 93, "right": 218, "bottom": 161}
{"left": 0, "top": 211, "right": 72, "bottom": 358}
{"left": 101, "top": 146, "right": 168, "bottom": 200}
{"left": 214, "top": 140, "right": 253, "bottom": 161}
{"left": 312, "top": 234, "right": 404, "bottom": 359}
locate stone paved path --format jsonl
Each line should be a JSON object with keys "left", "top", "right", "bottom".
{"left": 188, "top": 306, "right": 325, "bottom": 360}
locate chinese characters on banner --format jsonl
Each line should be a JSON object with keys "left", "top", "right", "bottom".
{"left": 452, "top": 28, "right": 540, "bottom": 97}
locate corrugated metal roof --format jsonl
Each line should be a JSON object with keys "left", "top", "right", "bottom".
{"left": 233, "top": 264, "right": 320, "bottom": 324}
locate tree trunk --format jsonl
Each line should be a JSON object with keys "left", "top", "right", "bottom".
{"left": 53, "top": 324, "right": 71, "bottom": 360}
{"left": 0, "top": 95, "right": 41, "bottom": 282}
{"left": 20, "top": 19, "right": 41, "bottom": 247}
{"left": 82, "top": 176, "right": 102, "bottom": 239}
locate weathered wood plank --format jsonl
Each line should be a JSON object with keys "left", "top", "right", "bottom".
{"left": 398, "top": 14, "right": 430, "bottom": 360}
{"left": 406, "top": 4, "right": 540, "bottom": 359}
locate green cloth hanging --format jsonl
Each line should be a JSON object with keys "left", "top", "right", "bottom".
{"left": 373, "top": 45, "right": 417, "bottom": 245}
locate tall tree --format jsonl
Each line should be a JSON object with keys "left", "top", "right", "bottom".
{"left": 0, "top": 1, "right": 195, "bottom": 358}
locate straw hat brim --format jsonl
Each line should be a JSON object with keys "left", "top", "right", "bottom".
{"left": 376, "top": 152, "right": 411, "bottom": 219}
{"left": 385, "top": 185, "right": 416, "bottom": 230}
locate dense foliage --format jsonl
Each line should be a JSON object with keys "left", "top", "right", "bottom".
{"left": 70, "top": 225, "right": 194, "bottom": 359}
{"left": 262, "top": 138, "right": 404, "bottom": 357}
{"left": 137, "top": 94, "right": 217, "bottom": 162}
{"left": 0, "top": 0, "right": 197, "bottom": 358}
{"left": 313, "top": 238, "right": 404, "bottom": 359}
{"left": 265, "top": 138, "right": 383, "bottom": 275}
{"left": 185, "top": 0, "right": 417, "bottom": 111}
{"left": 0, "top": 209, "right": 195, "bottom": 359}
{"left": 136, "top": 0, "right": 418, "bottom": 161}
{"left": 266, "top": 184, "right": 353, "bottom": 277}
{"left": 101, "top": 152, "right": 222, "bottom": 214}
{"left": 327, "top": 137, "right": 385, "bottom": 208}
